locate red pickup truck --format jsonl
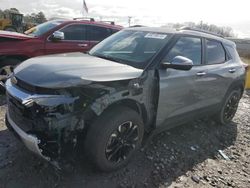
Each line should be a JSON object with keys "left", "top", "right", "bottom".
{"left": 0, "top": 18, "right": 122, "bottom": 79}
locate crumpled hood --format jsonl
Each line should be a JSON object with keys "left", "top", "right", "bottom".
{"left": 14, "top": 52, "right": 143, "bottom": 88}
{"left": 0, "top": 30, "right": 34, "bottom": 40}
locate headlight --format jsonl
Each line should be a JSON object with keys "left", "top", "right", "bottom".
{"left": 23, "top": 95, "right": 79, "bottom": 115}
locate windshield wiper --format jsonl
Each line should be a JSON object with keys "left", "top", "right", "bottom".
{"left": 93, "top": 54, "right": 126, "bottom": 64}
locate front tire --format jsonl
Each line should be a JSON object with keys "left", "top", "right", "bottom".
{"left": 85, "top": 106, "right": 144, "bottom": 171}
{"left": 215, "top": 89, "right": 241, "bottom": 125}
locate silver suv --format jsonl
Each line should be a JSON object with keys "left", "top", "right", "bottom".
{"left": 5, "top": 27, "right": 246, "bottom": 171}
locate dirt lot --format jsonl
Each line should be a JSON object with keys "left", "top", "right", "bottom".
{"left": 0, "top": 91, "right": 249, "bottom": 188}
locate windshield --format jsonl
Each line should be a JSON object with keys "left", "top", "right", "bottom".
{"left": 25, "top": 20, "right": 65, "bottom": 37}
{"left": 89, "top": 30, "right": 171, "bottom": 69}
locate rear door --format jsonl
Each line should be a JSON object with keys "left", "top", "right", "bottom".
{"left": 156, "top": 36, "right": 209, "bottom": 126}
{"left": 201, "top": 39, "right": 235, "bottom": 103}
{"left": 45, "top": 24, "right": 89, "bottom": 54}
{"left": 87, "top": 25, "right": 115, "bottom": 49}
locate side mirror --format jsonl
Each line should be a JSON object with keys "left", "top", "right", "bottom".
{"left": 50, "top": 31, "right": 64, "bottom": 41}
{"left": 162, "top": 56, "right": 193, "bottom": 71}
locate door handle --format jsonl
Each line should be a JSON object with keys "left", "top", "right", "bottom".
{"left": 196, "top": 72, "right": 206, "bottom": 76}
{"left": 78, "top": 43, "right": 88, "bottom": 47}
{"left": 228, "top": 68, "right": 236, "bottom": 73}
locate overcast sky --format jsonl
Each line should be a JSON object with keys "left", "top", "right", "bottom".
{"left": 1, "top": 0, "right": 250, "bottom": 38}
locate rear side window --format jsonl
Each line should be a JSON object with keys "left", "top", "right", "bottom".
{"left": 87, "top": 26, "right": 111, "bottom": 41}
{"left": 163, "top": 37, "right": 202, "bottom": 65}
{"left": 206, "top": 39, "right": 226, "bottom": 64}
{"left": 226, "top": 45, "right": 241, "bottom": 62}
{"left": 60, "top": 24, "right": 86, "bottom": 41}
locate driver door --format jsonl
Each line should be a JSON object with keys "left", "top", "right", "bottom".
{"left": 45, "top": 24, "right": 90, "bottom": 55}
{"left": 156, "top": 36, "right": 207, "bottom": 127}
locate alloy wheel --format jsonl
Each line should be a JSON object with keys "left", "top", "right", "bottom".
{"left": 105, "top": 121, "right": 139, "bottom": 163}
{"left": 223, "top": 93, "right": 240, "bottom": 121}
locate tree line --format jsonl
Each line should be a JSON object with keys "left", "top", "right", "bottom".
{"left": 0, "top": 8, "right": 47, "bottom": 24}
{"left": 166, "top": 21, "right": 235, "bottom": 37}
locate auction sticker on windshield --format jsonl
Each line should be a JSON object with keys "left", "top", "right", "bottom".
{"left": 145, "top": 33, "right": 167, "bottom": 39}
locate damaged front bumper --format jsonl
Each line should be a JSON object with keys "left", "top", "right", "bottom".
{"left": 5, "top": 78, "right": 82, "bottom": 164}
{"left": 6, "top": 111, "right": 50, "bottom": 161}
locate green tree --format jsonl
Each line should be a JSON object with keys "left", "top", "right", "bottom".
{"left": 35, "top": 12, "right": 47, "bottom": 24}
{"left": 9, "top": 8, "right": 20, "bottom": 13}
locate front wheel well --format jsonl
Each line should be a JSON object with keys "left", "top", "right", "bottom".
{"left": 100, "top": 99, "right": 149, "bottom": 128}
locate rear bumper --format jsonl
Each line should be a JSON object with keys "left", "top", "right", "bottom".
{"left": 6, "top": 110, "right": 50, "bottom": 161}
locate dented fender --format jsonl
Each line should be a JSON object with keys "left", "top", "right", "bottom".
{"left": 87, "top": 70, "right": 158, "bottom": 128}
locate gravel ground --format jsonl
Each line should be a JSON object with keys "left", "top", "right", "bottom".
{"left": 0, "top": 91, "right": 249, "bottom": 188}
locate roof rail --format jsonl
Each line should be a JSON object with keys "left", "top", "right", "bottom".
{"left": 129, "top": 25, "right": 145, "bottom": 28}
{"left": 179, "top": 26, "right": 224, "bottom": 38}
{"left": 73, "top": 17, "right": 95, "bottom": 21}
{"left": 100, "top": 20, "right": 115, "bottom": 25}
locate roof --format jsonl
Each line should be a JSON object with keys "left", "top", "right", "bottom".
{"left": 126, "top": 27, "right": 235, "bottom": 47}
{"left": 126, "top": 27, "right": 176, "bottom": 34}
{"left": 48, "top": 18, "right": 123, "bottom": 29}
{"left": 69, "top": 19, "right": 123, "bottom": 29}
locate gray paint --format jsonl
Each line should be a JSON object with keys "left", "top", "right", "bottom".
{"left": 5, "top": 27, "right": 246, "bottom": 164}
{"left": 156, "top": 59, "right": 245, "bottom": 126}
{"left": 14, "top": 52, "right": 143, "bottom": 88}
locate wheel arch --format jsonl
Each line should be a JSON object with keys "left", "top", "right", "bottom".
{"left": 226, "top": 79, "right": 245, "bottom": 98}
{"left": 95, "top": 98, "right": 150, "bottom": 131}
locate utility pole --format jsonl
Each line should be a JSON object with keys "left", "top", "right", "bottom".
{"left": 128, "top": 16, "right": 132, "bottom": 27}
{"left": 199, "top": 20, "right": 203, "bottom": 29}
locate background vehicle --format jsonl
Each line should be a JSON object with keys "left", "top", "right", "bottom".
{"left": 0, "top": 11, "right": 23, "bottom": 32}
{"left": 5, "top": 27, "right": 246, "bottom": 171}
{"left": 0, "top": 18, "right": 123, "bottom": 81}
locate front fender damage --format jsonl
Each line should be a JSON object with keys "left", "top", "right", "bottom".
{"left": 90, "top": 70, "right": 157, "bottom": 129}
{"left": 7, "top": 70, "right": 158, "bottom": 169}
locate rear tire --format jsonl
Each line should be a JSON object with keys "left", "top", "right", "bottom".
{"left": 215, "top": 89, "right": 241, "bottom": 125}
{"left": 85, "top": 106, "right": 144, "bottom": 172}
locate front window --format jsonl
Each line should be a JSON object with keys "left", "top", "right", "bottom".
{"left": 89, "top": 30, "right": 171, "bottom": 69}
{"left": 25, "top": 20, "right": 65, "bottom": 37}
{"left": 163, "top": 37, "right": 202, "bottom": 65}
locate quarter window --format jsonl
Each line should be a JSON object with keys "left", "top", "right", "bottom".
{"left": 206, "top": 39, "right": 226, "bottom": 64}
{"left": 164, "top": 37, "right": 202, "bottom": 65}
{"left": 60, "top": 24, "right": 86, "bottom": 41}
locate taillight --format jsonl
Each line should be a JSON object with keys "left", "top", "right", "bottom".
{"left": 242, "top": 62, "right": 249, "bottom": 72}
{"left": 241, "top": 62, "right": 250, "bottom": 72}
